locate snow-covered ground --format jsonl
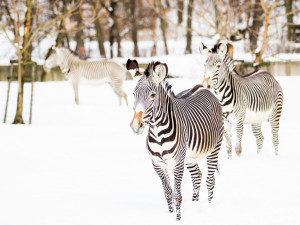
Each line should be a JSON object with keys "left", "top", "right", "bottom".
{"left": 0, "top": 76, "right": 299, "bottom": 225}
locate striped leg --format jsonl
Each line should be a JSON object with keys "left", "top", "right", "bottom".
{"left": 173, "top": 162, "right": 184, "bottom": 221}
{"left": 72, "top": 82, "right": 79, "bottom": 104}
{"left": 111, "top": 82, "right": 127, "bottom": 106}
{"left": 269, "top": 93, "right": 283, "bottom": 155}
{"left": 251, "top": 123, "right": 264, "bottom": 154}
{"left": 224, "top": 120, "right": 232, "bottom": 159}
{"left": 206, "top": 145, "right": 221, "bottom": 203}
{"left": 186, "top": 163, "right": 202, "bottom": 201}
{"left": 235, "top": 118, "right": 244, "bottom": 157}
{"left": 152, "top": 161, "right": 174, "bottom": 213}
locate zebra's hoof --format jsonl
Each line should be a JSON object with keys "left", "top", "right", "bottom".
{"left": 176, "top": 214, "right": 181, "bottom": 221}
{"left": 169, "top": 206, "right": 174, "bottom": 213}
{"left": 235, "top": 148, "right": 242, "bottom": 157}
{"left": 257, "top": 148, "right": 263, "bottom": 155}
{"left": 192, "top": 197, "right": 199, "bottom": 201}
{"left": 227, "top": 153, "right": 232, "bottom": 159}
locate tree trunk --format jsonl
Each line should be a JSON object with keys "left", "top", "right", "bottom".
{"left": 13, "top": 0, "right": 35, "bottom": 124}
{"left": 74, "top": 4, "right": 85, "bottom": 59}
{"left": 158, "top": 0, "right": 168, "bottom": 55}
{"left": 185, "top": 0, "right": 194, "bottom": 54}
{"left": 13, "top": 52, "right": 24, "bottom": 124}
{"left": 130, "top": 0, "right": 139, "bottom": 57}
{"left": 114, "top": 14, "right": 122, "bottom": 57}
{"left": 94, "top": 17, "right": 106, "bottom": 58}
{"left": 249, "top": 0, "right": 264, "bottom": 53}
{"left": 254, "top": 1, "right": 270, "bottom": 64}
{"left": 284, "top": 0, "right": 296, "bottom": 42}
{"left": 42, "top": 1, "right": 69, "bottom": 81}
{"left": 177, "top": 0, "right": 184, "bottom": 24}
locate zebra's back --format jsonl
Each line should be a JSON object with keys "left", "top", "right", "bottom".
{"left": 176, "top": 87, "right": 223, "bottom": 162}
{"left": 74, "top": 59, "right": 127, "bottom": 83}
{"left": 234, "top": 70, "right": 283, "bottom": 121}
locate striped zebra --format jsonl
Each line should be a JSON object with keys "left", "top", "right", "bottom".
{"left": 43, "top": 47, "right": 128, "bottom": 105}
{"left": 199, "top": 41, "right": 283, "bottom": 158}
{"left": 127, "top": 59, "right": 223, "bottom": 221}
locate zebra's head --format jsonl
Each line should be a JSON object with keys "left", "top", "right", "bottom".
{"left": 43, "top": 46, "right": 59, "bottom": 72}
{"left": 199, "top": 41, "right": 228, "bottom": 89}
{"left": 126, "top": 59, "right": 168, "bottom": 134}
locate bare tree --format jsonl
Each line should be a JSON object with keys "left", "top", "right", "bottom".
{"left": 0, "top": 0, "right": 81, "bottom": 124}
{"left": 185, "top": 0, "right": 194, "bottom": 53}
{"left": 285, "top": 0, "right": 296, "bottom": 42}
{"left": 100, "top": 0, "right": 122, "bottom": 58}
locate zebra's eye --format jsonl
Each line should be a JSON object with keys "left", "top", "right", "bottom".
{"left": 149, "top": 93, "right": 156, "bottom": 100}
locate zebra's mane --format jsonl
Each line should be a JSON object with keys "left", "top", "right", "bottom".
{"left": 161, "top": 81, "right": 175, "bottom": 98}
{"left": 223, "top": 54, "right": 236, "bottom": 72}
{"left": 57, "top": 47, "right": 80, "bottom": 60}
{"left": 211, "top": 43, "right": 236, "bottom": 72}
{"left": 211, "top": 43, "right": 221, "bottom": 53}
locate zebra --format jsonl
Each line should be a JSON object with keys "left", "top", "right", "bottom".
{"left": 127, "top": 59, "right": 224, "bottom": 221}
{"left": 199, "top": 41, "right": 283, "bottom": 158}
{"left": 43, "top": 46, "right": 128, "bottom": 105}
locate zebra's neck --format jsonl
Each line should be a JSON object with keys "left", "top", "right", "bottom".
{"left": 213, "top": 55, "right": 237, "bottom": 115}
{"left": 150, "top": 82, "right": 174, "bottom": 128}
{"left": 58, "top": 50, "right": 77, "bottom": 76}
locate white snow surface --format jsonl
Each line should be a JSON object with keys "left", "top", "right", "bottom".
{"left": 0, "top": 76, "right": 299, "bottom": 225}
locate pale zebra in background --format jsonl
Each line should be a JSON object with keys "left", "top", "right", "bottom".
{"left": 199, "top": 41, "right": 283, "bottom": 158}
{"left": 43, "top": 47, "right": 128, "bottom": 105}
{"left": 127, "top": 59, "right": 223, "bottom": 221}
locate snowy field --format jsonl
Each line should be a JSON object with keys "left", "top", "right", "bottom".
{"left": 0, "top": 76, "right": 299, "bottom": 225}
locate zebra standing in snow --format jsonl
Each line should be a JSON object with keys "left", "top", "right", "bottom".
{"left": 43, "top": 46, "right": 128, "bottom": 105}
{"left": 199, "top": 41, "right": 283, "bottom": 158}
{"left": 127, "top": 59, "right": 223, "bottom": 221}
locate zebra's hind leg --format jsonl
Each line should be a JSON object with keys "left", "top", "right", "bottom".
{"left": 186, "top": 163, "right": 202, "bottom": 201}
{"left": 173, "top": 161, "right": 185, "bottom": 221}
{"left": 123, "top": 93, "right": 128, "bottom": 106}
{"left": 224, "top": 120, "right": 233, "bottom": 159}
{"left": 206, "top": 146, "right": 221, "bottom": 203}
{"left": 251, "top": 123, "right": 264, "bottom": 154}
{"left": 111, "top": 83, "right": 127, "bottom": 106}
{"left": 72, "top": 82, "right": 79, "bottom": 104}
{"left": 152, "top": 161, "right": 174, "bottom": 213}
{"left": 269, "top": 93, "right": 283, "bottom": 155}
{"left": 235, "top": 119, "right": 244, "bottom": 157}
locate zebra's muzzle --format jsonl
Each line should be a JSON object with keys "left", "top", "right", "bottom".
{"left": 130, "top": 111, "right": 145, "bottom": 134}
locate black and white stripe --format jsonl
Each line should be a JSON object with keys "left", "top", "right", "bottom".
{"left": 127, "top": 60, "right": 224, "bottom": 221}
{"left": 200, "top": 41, "right": 283, "bottom": 158}
{"left": 43, "top": 47, "right": 128, "bottom": 105}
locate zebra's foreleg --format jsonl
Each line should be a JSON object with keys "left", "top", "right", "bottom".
{"left": 224, "top": 120, "right": 232, "bottom": 159}
{"left": 72, "top": 82, "right": 79, "bottom": 104}
{"left": 186, "top": 163, "right": 202, "bottom": 201}
{"left": 173, "top": 161, "right": 184, "bottom": 221}
{"left": 206, "top": 149, "right": 220, "bottom": 203}
{"left": 251, "top": 123, "right": 264, "bottom": 154}
{"left": 235, "top": 119, "right": 244, "bottom": 157}
{"left": 152, "top": 161, "right": 174, "bottom": 213}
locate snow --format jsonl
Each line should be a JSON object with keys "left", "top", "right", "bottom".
{"left": 0, "top": 76, "right": 299, "bottom": 225}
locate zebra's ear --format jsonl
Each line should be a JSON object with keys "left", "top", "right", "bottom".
{"left": 153, "top": 61, "right": 168, "bottom": 84}
{"left": 126, "top": 59, "right": 141, "bottom": 77}
{"left": 199, "top": 43, "right": 210, "bottom": 57}
{"left": 217, "top": 41, "right": 228, "bottom": 58}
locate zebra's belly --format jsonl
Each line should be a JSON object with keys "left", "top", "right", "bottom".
{"left": 185, "top": 148, "right": 211, "bottom": 164}
{"left": 79, "top": 76, "right": 110, "bottom": 86}
{"left": 244, "top": 108, "right": 272, "bottom": 124}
